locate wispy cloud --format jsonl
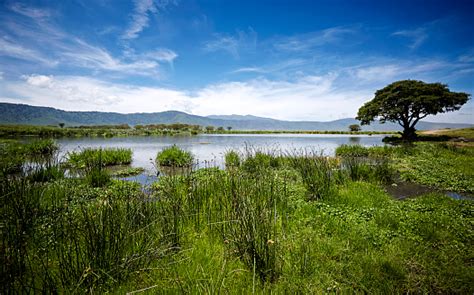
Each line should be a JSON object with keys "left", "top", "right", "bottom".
{"left": 122, "top": 0, "right": 175, "bottom": 40}
{"left": 230, "top": 59, "right": 307, "bottom": 76}
{"left": 203, "top": 28, "right": 257, "bottom": 58}
{"left": 9, "top": 3, "right": 52, "bottom": 20}
{"left": 2, "top": 3, "right": 177, "bottom": 77}
{"left": 273, "top": 26, "right": 357, "bottom": 52}
{"left": 351, "top": 60, "right": 459, "bottom": 83}
{"left": 458, "top": 49, "right": 474, "bottom": 63}
{"left": 0, "top": 37, "right": 57, "bottom": 66}
{"left": 392, "top": 27, "right": 428, "bottom": 49}
{"left": 145, "top": 48, "right": 178, "bottom": 64}
{"left": 231, "top": 67, "right": 265, "bottom": 74}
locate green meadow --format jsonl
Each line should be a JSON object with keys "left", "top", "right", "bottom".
{"left": 1, "top": 135, "right": 472, "bottom": 293}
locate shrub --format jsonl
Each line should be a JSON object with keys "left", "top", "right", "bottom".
{"left": 156, "top": 145, "right": 193, "bottom": 167}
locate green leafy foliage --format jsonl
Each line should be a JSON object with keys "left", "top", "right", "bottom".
{"left": 357, "top": 80, "right": 470, "bottom": 139}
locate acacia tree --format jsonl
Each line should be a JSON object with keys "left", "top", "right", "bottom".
{"left": 356, "top": 80, "right": 470, "bottom": 140}
{"left": 348, "top": 124, "right": 361, "bottom": 132}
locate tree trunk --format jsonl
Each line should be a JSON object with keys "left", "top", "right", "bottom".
{"left": 401, "top": 125, "right": 417, "bottom": 140}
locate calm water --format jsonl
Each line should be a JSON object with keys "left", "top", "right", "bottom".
{"left": 57, "top": 134, "right": 386, "bottom": 174}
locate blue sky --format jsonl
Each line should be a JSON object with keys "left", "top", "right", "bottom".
{"left": 0, "top": 0, "right": 473, "bottom": 123}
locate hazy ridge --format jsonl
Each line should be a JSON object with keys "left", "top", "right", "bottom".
{"left": 0, "top": 103, "right": 471, "bottom": 131}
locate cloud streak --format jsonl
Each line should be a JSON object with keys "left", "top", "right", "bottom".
{"left": 273, "top": 26, "right": 357, "bottom": 52}
{"left": 9, "top": 3, "right": 52, "bottom": 20}
{"left": 1, "top": 4, "right": 177, "bottom": 77}
{"left": 393, "top": 27, "right": 428, "bottom": 49}
{"left": 203, "top": 28, "right": 257, "bottom": 58}
{"left": 0, "top": 37, "right": 57, "bottom": 66}
{"left": 122, "top": 0, "right": 175, "bottom": 40}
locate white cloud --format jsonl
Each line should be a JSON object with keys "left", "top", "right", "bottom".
{"left": 1, "top": 2, "right": 178, "bottom": 77}
{"left": 9, "top": 3, "right": 52, "bottom": 20}
{"left": 354, "top": 65, "right": 400, "bottom": 81}
{"left": 122, "top": 0, "right": 175, "bottom": 40}
{"left": 145, "top": 48, "right": 178, "bottom": 64}
{"left": 392, "top": 27, "right": 427, "bottom": 49}
{"left": 1, "top": 69, "right": 472, "bottom": 123}
{"left": 273, "top": 26, "right": 356, "bottom": 52}
{"left": 1, "top": 11, "right": 177, "bottom": 77}
{"left": 0, "top": 37, "right": 57, "bottom": 66}
{"left": 1, "top": 73, "right": 369, "bottom": 121}
{"left": 58, "top": 38, "right": 160, "bottom": 75}
{"left": 351, "top": 60, "right": 450, "bottom": 82}
{"left": 203, "top": 28, "right": 257, "bottom": 58}
{"left": 22, "top": 74, "right": 54, "bottom": 87}
{"left": 231, "top": 67, "right": 265, "bottom": 74}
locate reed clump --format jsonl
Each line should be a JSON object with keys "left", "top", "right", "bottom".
{"left": 67, "top": 148, "right": 132, "bottom": 168}
{"left": 156, "top": 145, "right": 193, "bottom": 167}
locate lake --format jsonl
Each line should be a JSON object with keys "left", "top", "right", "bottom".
{"left": 57, "top": 133, "right": 386, "bottom": 174}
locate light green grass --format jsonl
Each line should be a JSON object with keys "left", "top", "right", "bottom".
{"left": 156, "top": 145, "right": 194, "bottom": 167}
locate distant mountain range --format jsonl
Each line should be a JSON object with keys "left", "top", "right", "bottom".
{"left": 0, "top": 103, "right": 471, "bottom": 131}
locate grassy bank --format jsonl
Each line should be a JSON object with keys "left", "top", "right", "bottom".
{"left": 208, "top": 130, "right": 397, "bottom": 135}
{"left": 0, "top": 124, "right": 201, "bottom": 138}
{"left": 336, "top": 143, "right": 474, "bottom": 193}
{"left": 420, "top": 127, "right": 474, "bottom": 139}
{"left": 0, "top": 141, "right": 472, "bottom": 293}
{"left": 0, "top": 124, "right": 398, "bottom": 138}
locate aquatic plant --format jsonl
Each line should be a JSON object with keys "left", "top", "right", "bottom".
{"left": 67, "top": 147, "right": 132, "bottom": 168}
{"left": 224, "top": 150, "right": 241, "bottom": 168}
{"left": 156, "top": 145, "right": 193, "bottom": 167}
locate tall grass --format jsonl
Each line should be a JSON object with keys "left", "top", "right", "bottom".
{"left": 67, "top": 147, "right": 132, "bottom": 168}
{"left": 156, "top": 145, "right": 193, "bottom": 167}
{"left": 288, "top": 152, "right": 336, "bottom": 200}
{"left": 336, "top": 144, "right": 394, "bottom": 183}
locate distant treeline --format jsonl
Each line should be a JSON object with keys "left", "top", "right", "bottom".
{"left": 0, "top": 124, "right": 398, "bottom": 138}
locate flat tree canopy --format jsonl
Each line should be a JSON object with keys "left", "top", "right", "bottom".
{"left": 356, "top": 80, "right": 470, "bottom": 139}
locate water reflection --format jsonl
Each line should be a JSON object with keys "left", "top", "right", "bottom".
{"left": 57, "top": 134, "right": 386, "bottom": 173}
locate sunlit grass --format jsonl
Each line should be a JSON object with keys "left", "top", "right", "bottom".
{"left": 0, "top": 140, "right": 472, "bottom": 293}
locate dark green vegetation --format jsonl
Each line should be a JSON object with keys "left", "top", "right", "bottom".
{"left": 1, "top": 138, "right": 472, "bottom": 293}
{"left": 357, "top": 80, "right": 470, "bottom": 140}
{"left": 0, "top": 123, "right": 204, "bottom": 138}
{"left": 1, "top": 102, "right": 471, "bottom": 131}
{"left": 348, "top": 123, "right": 361, "bottom": 132}
{"left": 156, "top": 145, "right": 194, "bottom": 167}
{"left": 0, "top": 124, "right": 397, "bottom": 139}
